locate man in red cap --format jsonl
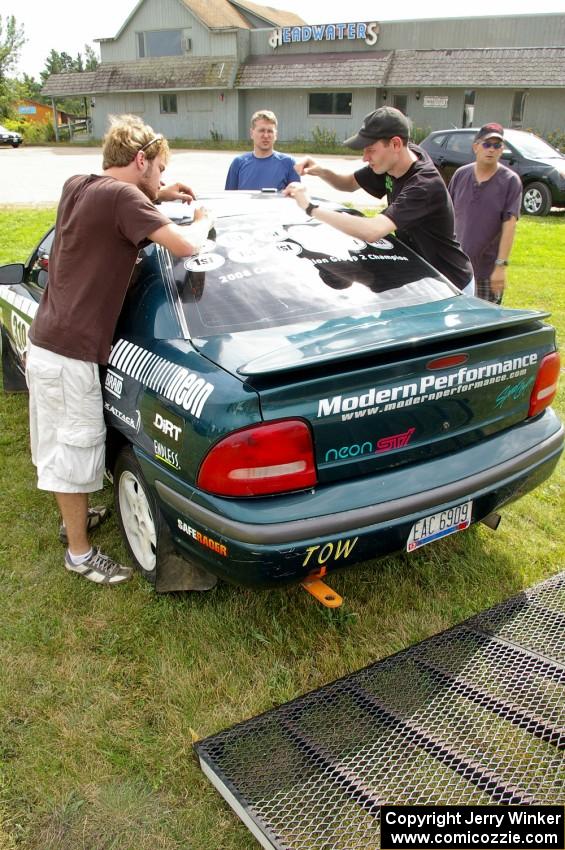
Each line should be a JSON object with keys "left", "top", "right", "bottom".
{"left": 449, "top": 123, "right": 522, "bottom": 303}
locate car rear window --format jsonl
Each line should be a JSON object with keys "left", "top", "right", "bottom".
{"left": 170, "top": 203, "right": 457, "bottom": 338}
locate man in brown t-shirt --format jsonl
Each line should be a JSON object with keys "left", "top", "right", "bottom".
{"left": 27, "top": 114, "right": 213, "bottom": 586}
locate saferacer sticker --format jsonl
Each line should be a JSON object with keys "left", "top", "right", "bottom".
{"left": 177, "top": 519, "right": 228, "bottom": 557}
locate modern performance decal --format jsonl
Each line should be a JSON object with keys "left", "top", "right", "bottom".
{"left": 108, "top": 339, "right": 214, "bottom": 419}
{"left": 317, "top": 353, "right": 539, "bottom": 420}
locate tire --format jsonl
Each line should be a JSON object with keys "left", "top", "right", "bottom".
{"left": 114, "top": 446, "right": 159, "bottom": 582}
{"left": 1, "top": 325, "right": 28, "bottom": 392}
{"left": 522, "top": 182, "right": 552, "bottom": 216}
{"left": 113, "top": 445, "right": 217, "bottom": 592}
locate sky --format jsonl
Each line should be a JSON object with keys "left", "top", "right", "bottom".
{"left": 9, "top": 0, "right": 565, "bottom": 80}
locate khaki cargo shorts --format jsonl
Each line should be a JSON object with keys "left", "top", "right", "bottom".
{"left": 26, "top": 341, "right": 106, "bottom": 493}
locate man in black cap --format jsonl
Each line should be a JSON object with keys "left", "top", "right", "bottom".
{"left": 449, "top": 123, "right": 522, "bottom": 303}
{"left": 285, "top": 106, "right": 474, "bottom": 293}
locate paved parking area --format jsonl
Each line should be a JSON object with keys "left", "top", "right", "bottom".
{"left": 0, "top": 145, "right": 383, "bottom": 208}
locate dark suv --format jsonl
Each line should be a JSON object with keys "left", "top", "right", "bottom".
{"left": 420, "top": 128, "right": 565, "bottom": 216}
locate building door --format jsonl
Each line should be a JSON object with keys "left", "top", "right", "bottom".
{"left": 393, "top": 94, "right": 408, "bottom": 115}
{"left": 462, "top": 90, "right": 475, "bottom": 128}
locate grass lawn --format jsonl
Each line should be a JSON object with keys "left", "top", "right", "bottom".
{"left": 0, "top": 208, "right": 563, "bottom": 849}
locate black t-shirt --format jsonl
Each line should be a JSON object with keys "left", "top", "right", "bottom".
{"left": 354, "top": 144, "right": 472, "bottom": 289}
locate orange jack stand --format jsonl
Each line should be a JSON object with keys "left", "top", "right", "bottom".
{"left": 301, "top": 575, "right": 343, "bottom": 608}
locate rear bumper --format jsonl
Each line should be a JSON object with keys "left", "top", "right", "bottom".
{"left": 145, "top": 411, "right": 563, "bottom": 587}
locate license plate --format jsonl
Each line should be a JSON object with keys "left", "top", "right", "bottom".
{"left": 406, "top": 501, "right": 473, "bottom": 551}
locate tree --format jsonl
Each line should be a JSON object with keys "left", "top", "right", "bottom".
{"left": 17, "top": 73, "right": 43, "bottom": 101}
{"left": 0, "top": 14, "right": 24, "bottom": 78}
{"left": 0, "top": 14, "right": 25, "bottom": 119}
{"left": 39, "top": 45, "right": 100, "bottom": 118}
{"left": 84, "top": 44, "right": 100, "bottom": 72}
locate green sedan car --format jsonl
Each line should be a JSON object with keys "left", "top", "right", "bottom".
{"left": 0, "top": 194, "right": 562, "bottom": 593}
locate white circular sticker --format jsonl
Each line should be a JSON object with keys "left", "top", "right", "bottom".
{"left": 200, "top": 238, "right": 217, "bottom": 254}
{"left": 184, "top": 253, "right": 225, "bottom": 272}
{"left": 255, "top": 227, "right": 287, "bottom": 243}
{"left": 216, "top": 231, "right": 252, "bottom": 248}
{"left": 228, "top": 246, "right": 269, "bottom": 264}
{"left": 275, "top": 241, "right": 302, "bottom": 256}
{"left": 287, "top": 224, "right": 366, "bottom": 254}
{"left": 368, "top": 238, "right": 394, "bottom": 250}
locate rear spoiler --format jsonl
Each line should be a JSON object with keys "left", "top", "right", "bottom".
{"left": 238, "top": 306, "right": 549, "bottom": 376}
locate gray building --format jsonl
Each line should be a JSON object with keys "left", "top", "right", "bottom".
{"left": 41, "top": 0, "right": 565, "bottom": 141}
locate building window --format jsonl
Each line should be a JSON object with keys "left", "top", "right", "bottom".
{"left": 137, "top": 29, "right": 183, "bottom": 58}
{"left": 160, "top": 94, "right": 178, "bottom": 114}
{"left": 511, "top": 91, "right": 527, "bottom": 126}
{"left": 308, "top": 93, "right": 352, "bottom": 116}
{"left": 462, "top": 90, "right": 475, "bottom": 128}
{"left": 393, "top": 95, "right": 407, "bottom": 115}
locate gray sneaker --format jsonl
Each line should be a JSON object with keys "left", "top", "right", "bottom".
{"left": 64, "top": 547, "right": 133, "bottom": 585}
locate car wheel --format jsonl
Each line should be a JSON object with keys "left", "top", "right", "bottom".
{"left": 522, "top": 182, "right": 552, "bottom": 216}
{"left": 114, "top": 446, "right": 159, "bottom": 582}
{"left": 113, "top": 446, "right": 218, "bottom": 592}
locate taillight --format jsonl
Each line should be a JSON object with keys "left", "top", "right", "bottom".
{"left": 528, "top": 351, "right": 561, "bottom": 417}
{"left": 197, "top": 419, "right": 317, "bottom": 497}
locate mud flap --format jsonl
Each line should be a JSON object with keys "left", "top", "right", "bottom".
{"left": 155, "top": 519, "right": 218, "bottom": 593}
{"left": 1, "top": 328, "right": 27, "bottom": 392}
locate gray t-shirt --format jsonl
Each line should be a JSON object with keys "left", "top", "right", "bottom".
{"left": 448, "top": 163, "right": 522, "bottom": 280}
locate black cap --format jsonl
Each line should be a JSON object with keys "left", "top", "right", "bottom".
{"left": 344, "top": 107, "right": 411, "bottom": 149}
{"left": 474, "top": 122, "right": 504, "bottom": 142}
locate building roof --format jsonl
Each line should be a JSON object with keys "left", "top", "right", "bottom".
{"left": 236, "top": 52, "right": 393, "bottom": 88}
{"left": 386, "top": 47, "right": 565, "bottom": 87}
{"left": 42, "top": 45, "right": 565, "bottom": 98}
{"left": 42, "top": 71, "right": 99, "bottom": 97}
{"left": 96, "top": 0, "right": 304, "bottom": 42}
{"left": 228, "top": 0, "right": 304, "bottom": 27}
{"left": 41, "top": 59, "right": 237, "bottom": 97}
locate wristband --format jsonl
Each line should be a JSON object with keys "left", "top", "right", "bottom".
{"left": 305, "top": 202, "right": 319, "bottom": 217}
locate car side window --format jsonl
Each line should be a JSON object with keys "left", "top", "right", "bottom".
{"left": 26, "top": 228, "right": 55, "bottom": 295}
{"left": 445, "top": 134, "right": 474, "bottom": 155}
{"left": 428, "top": 134, "right": 447, "bottom": 148}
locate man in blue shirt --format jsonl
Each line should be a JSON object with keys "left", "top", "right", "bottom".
{"left": 225, "top": 110, "right": 300, "bottom": 191}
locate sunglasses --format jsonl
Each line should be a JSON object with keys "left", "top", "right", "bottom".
{"left": 480, "top": 140, "right": 503, "bottom": 150}
{"left": 138, "top": 134, "right": 163, "bottom": 153}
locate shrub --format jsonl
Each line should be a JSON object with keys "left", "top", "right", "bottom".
{"left": 310, "top": 125, "right": 339, "bottom": 150}
{"left": 411, "top": 126, "right": 432, "bottom": 144}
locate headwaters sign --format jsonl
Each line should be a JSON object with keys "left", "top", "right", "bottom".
{"left": 269, "top": 22, "right": 380, "bottom": 49}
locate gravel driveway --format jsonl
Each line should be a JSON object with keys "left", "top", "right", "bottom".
{"left": 0, "top": 145, "right": 383, "bottom": 208}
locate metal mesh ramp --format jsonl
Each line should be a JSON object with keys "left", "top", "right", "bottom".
{"left": 195, "top": 573, "right": 565, "bottom": 850}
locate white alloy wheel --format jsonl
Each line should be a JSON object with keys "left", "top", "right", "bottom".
{"left": 118, "top": 469, "right": 157, "bottom": 572}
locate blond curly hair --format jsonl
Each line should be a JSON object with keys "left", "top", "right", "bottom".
{"left": 102, "top": 114, "right": 170, "bottom": 169}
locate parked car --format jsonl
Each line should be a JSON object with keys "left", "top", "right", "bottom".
{"left": 420, "top": 128, "right": 565, "bottom": 216}
{"left": 0, "top": 124, "right": 23, "bottom": 148}
{"left": 0, "top": 194, "right": 562, "bottom": 594}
